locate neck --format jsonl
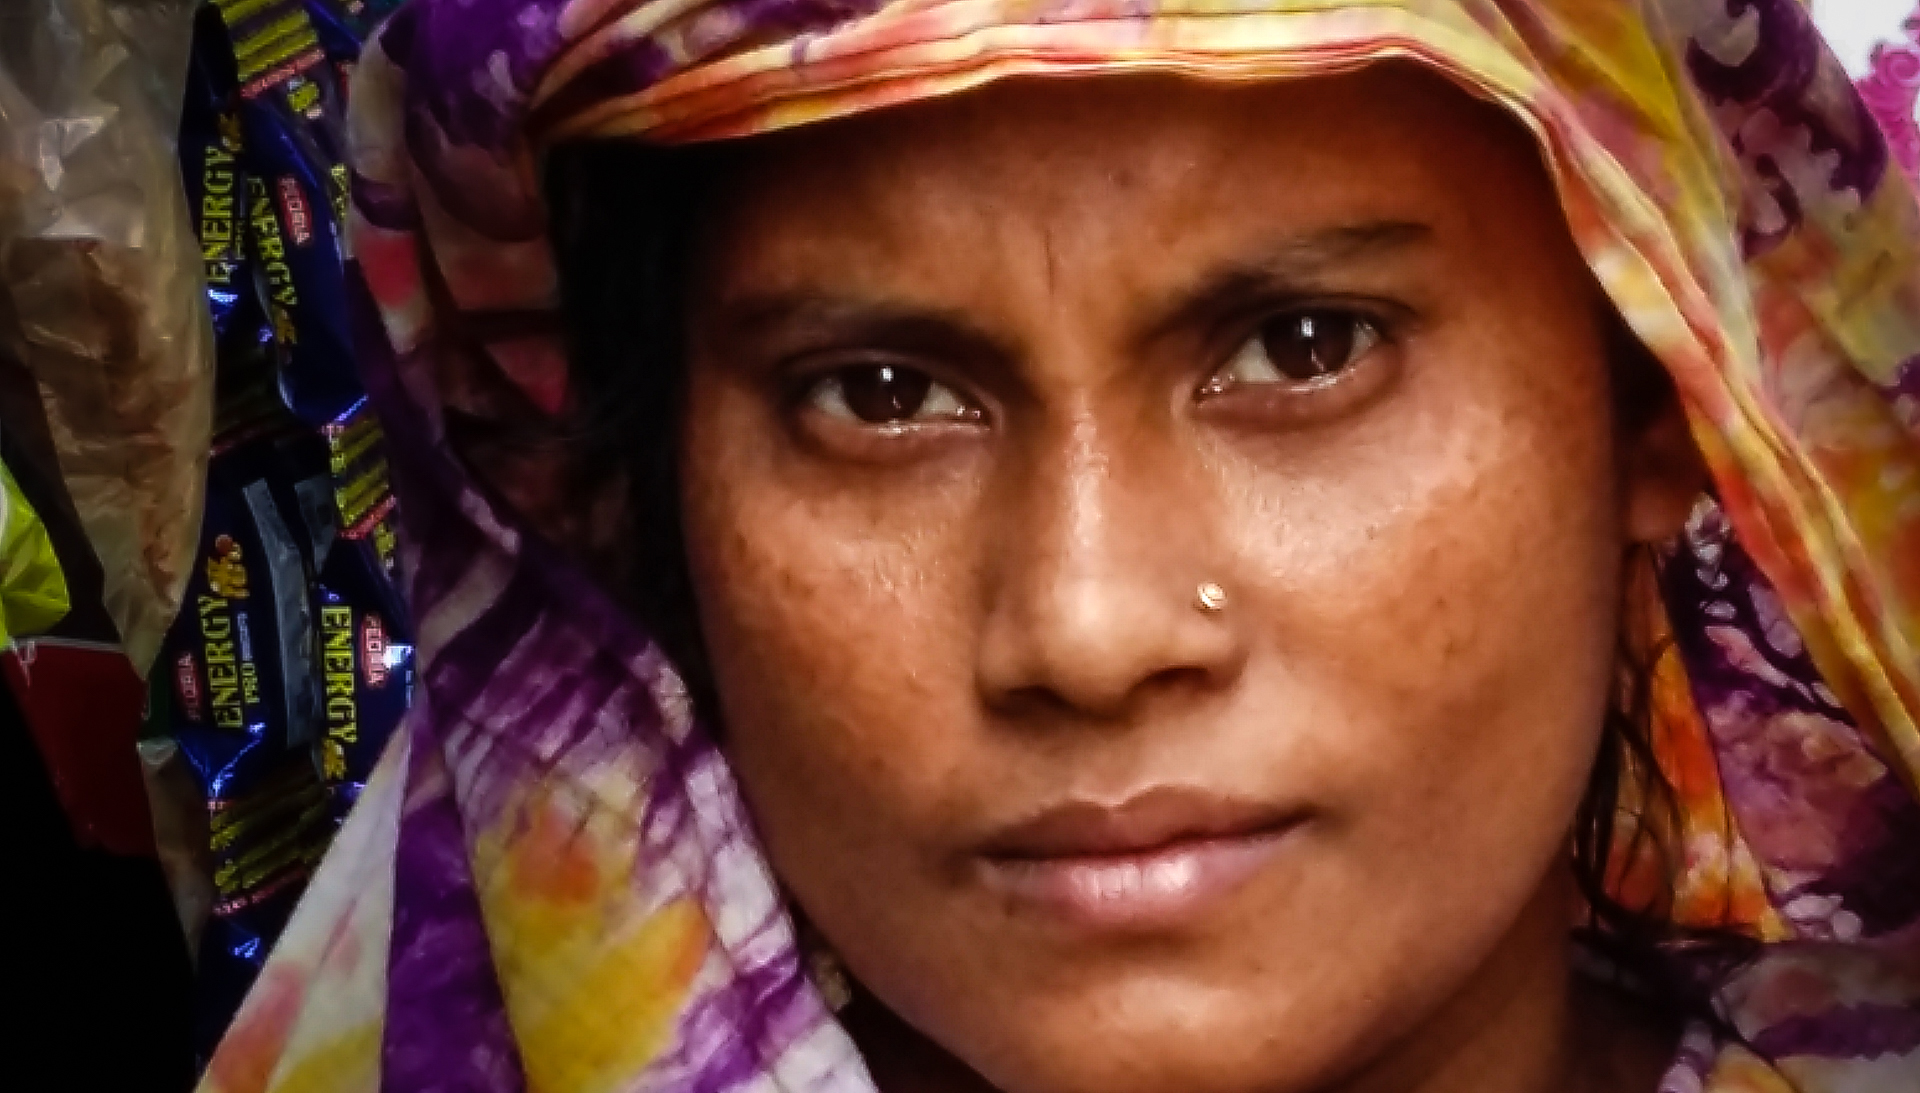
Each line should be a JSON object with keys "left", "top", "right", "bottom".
{"left": 845, "top": 868, "right": 1675, "bottom": 1093}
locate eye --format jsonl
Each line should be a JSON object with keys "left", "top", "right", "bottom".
{"left": 1209, "top": 309, "right": 1384, "bottom": 392}
{"left": 808, "top": 363, "right": 977, "bottom": 425}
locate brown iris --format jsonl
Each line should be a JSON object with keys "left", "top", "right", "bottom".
{"left": 837, "top": 364, "right": 936, "bottom": 424}
{"left": 1261, "top": 311, "right": 1365, "bottom": 382}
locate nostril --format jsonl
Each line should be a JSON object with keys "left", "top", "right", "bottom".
{"left": 978, "top": 623, "right": 1243, "bottom": 726}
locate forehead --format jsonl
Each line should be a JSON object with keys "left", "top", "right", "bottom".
{"left": 690, "top": 63, "right": 1565, "bottom": 294}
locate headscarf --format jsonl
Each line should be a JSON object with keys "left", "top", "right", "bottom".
{"left": 198, "top": 2, "right": 1920, "bottom": 1091}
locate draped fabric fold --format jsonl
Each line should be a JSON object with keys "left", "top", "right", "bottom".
{"left": 201, "top": 2, "right": 1920, "bottom": 1091}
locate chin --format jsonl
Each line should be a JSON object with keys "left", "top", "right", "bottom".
{"left": 977, "top": 1036, "right": 1336, "bottom": 1093}
{"left": 954, "top": 984, "right": 1355, "bottom": 1093}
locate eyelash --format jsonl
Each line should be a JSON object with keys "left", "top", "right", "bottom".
{"left": 787, "top": 302, "right": 1403, "bottom": 434}
{"left": 1199, "top": 303, "right": 1397, "bottom": 399}
{"left": 792, "top": 359, "right": 982, "bottom": 429}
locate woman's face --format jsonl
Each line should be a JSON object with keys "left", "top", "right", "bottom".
{"left": 678, "top": 68, "right": 1698, "bottom": 1093}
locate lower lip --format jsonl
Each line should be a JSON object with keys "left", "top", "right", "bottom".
{"left": 978, "top": 829, "right": 1291, "bottom": 931}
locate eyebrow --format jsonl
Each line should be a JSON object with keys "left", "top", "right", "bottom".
{"left": 701, "top": 293, "right": 1017, "bottom": 371}
{"left": 1138, "top": 219, "right": 1434, "bottom": 343}
{"left": 701, "top": 219, "right": 1434, "bottom": 363}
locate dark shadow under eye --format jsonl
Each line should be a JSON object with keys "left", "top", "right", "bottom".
{"left": 839, "top": 364, "right": 934, "bottom": 423}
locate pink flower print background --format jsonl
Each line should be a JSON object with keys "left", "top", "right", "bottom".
{"left": 1817, "top": 1, "right": 1920, "bottom": 175}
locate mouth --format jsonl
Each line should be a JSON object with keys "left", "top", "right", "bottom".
{"left": 975, "top": 786, "right": 1307, "bottom": 931}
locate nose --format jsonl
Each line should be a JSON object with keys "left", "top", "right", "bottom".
{"left": 975, "top": 414, "right": 1247, "bottom": 722}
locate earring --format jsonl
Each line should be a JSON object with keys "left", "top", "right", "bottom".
{"left": 1195, "top": 582, "right": 1228, "bottom": 612}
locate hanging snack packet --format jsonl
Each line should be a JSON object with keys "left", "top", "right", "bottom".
{"left": 162, "top": 423, "right": 335, "bottom": 1056}
{"left": 181, "top": 4, "right": 281, "bottom": 429}
{"left": 315, "top": 536, "right": 413, "bottom": 814}
{"left": 322, "top": 400, "right": 402, "bottom": 590}
{"left": 214, "top": 0, "right": 363, "bottom": 428}
{"left": 166, "top": 428, "right": 326, "bottom": 783}
{"left": 302, "top": 0, "right": 405, "bottom": 97}
{"left": 301, "top": 0, "right": 404, "bottom": 42}
{"left": 271, "top": 426, "right": 413, "bottom": 815}
{"left": 192, "top": 754, "right": 329, "bottom": 1059}
{"left": 179, "top": 7, "right": 252, "bottom": 353}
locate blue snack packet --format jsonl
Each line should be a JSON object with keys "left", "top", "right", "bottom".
{"left": 192, "top": 764, "right": 327, "bottom": 1061}
{"left": 302, "top": 0, "right": 406, "bottom": 95}
{"left": 315, "top": 545, "right": 414, "bottom": 816}
{"left": 302, "top": 0, "right": 405, "bottom": 42}
{"left": 181, "top": 4, "right": 280, "bottom": 428}
{"left": 179, "top": 7, "right": 252, "bottom": 349}
{"left": 166, "top": 428, "right": 328, "bottom": 795}
{"left": 162, "top": 425, "right": 335, "bottom": 1057}
{"left": 321, "top": 400, "right": 403, "bottom": 591}
{"left": 271, "top": 426, "right": 414, "bottom": 816}
{"left": 214, "top": 0, "right": 362, "bottom": 428}
{"left": 173, "top": 7, "right": 413, "bottom": 1044}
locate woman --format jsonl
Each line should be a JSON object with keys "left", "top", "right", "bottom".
{"left": 203, "top": 1, "right": 1920, "bottom": 1092}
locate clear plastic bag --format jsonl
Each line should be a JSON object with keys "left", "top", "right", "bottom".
{"left": 0, "top": 0, "right": 214, "bottom": 672}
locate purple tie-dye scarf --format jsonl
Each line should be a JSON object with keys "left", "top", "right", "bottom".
{"left": 199, "top": 1, "right": 1920, "bottom": 1091}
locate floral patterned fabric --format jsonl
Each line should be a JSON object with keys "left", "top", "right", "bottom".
{"left": 199, "top": 1, "right": 1920, "bottom": 1091}
{"left": 1836, "top": 2, "right": 1920, "bottom": 182}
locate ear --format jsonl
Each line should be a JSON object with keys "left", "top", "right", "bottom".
{"left": 1620, "top": 387, "right": 1708, "bottom": 545}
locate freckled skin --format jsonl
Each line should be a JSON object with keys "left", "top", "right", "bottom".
{"left": 675, "top": 67, "right": 1703, "bottom": 1093}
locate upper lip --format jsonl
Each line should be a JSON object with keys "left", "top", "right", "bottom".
{"left": 979, "top": 785, "right": 1306, "bottom": 860}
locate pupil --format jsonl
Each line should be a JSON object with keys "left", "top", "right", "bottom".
{"left": 1263, "top": 312, "right": 1355, "bottom": 380}
{"left": 841, "top": 364, "right": 932, "bottom": 423}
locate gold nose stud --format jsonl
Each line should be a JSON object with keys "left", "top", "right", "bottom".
{"left": 1195, "top": 582, "right": 1228, "bottom": 612}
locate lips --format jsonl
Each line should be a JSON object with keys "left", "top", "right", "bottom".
{"left": 975, "top": 786, "right": 1307, "bottom": 931}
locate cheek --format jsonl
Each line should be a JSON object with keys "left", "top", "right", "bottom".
{"left": 1229, "top": 324, "right": 1626, "bottom": 902}
{"left": 676, "top": 380, "right": 983, "bottom": 881}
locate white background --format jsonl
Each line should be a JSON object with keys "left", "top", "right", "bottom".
{"left": 1813, "top": 0, "right": 1919, "bottom": 76}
